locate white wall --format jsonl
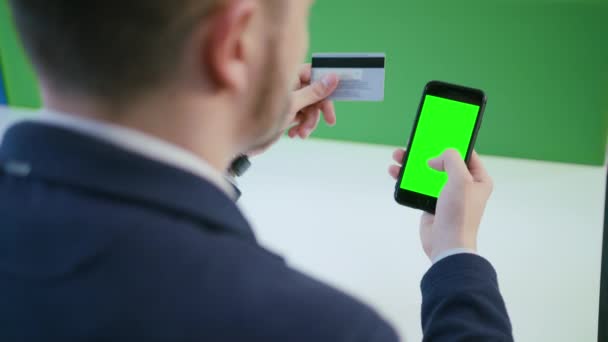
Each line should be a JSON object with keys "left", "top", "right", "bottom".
{"left": 239, "top": 137, "right": 606, "bottom": 342}
{"left": 0, "top": 106, "right": 11, "bottom": 138}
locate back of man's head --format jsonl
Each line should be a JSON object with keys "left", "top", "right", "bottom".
{"left": 8, "top": 0, "right": 221, "bottom": 102}
{"left": 8, "top": 0, "right": 313, "bottom": 164}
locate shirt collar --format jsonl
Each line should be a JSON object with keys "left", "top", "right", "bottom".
{"left": 27, "top": 109, "right": 237, "bottom": 200}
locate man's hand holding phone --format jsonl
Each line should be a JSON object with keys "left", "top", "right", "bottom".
{"left": 390, "top": 149, "right": 494, "bottom": 262}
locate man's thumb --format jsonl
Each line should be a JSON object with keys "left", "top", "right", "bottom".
{"left": 292, "top": 74, "right": 339, "bottom": 110}
{"left": 428, "top": 149, "right": 471, "bottom": 180}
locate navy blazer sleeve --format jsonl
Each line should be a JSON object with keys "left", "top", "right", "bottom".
{"left": 421, "top": 254, "right": 513, "bottom": 341}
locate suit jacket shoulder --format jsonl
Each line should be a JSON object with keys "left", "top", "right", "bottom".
{"left": 0, "top": 122, "right": 399, "bottom": 342}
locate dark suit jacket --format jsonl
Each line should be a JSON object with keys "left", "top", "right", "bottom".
{"left": 0, "top": 122, "right": 513, "bottom": 341}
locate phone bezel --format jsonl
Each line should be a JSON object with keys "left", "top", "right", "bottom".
{"left": 394, "top": 81, "right": 487, "bottom": 214}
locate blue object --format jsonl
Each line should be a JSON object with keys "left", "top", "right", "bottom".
{"left": 0, "top": 122, "right": 512, "bottom": 341}
{"left": 0, "top": 63, "right": 7, "bottom": 105}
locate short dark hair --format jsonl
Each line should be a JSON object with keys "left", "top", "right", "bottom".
{"left": 8, "top": 0, "right": 220, "bottom": 103}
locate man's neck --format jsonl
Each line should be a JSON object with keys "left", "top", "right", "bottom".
{"left": 42, "top": 91, "right": 240, "bottom": 174}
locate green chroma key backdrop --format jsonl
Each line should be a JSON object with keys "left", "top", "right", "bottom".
{"left": 308, "top": 0, "right": 608, "bottom": 166}
{"left": 1, "top": 0, "right": 607, "bottom": 165}
{"left": 0, "top": 0, "right": 40, "bottom": 108}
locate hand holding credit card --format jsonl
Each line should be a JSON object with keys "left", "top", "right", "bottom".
{"left": 311, "top": 53, "right": 386, "bottom": 102}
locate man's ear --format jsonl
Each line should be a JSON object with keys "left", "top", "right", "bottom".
{"left": 203, "top": 0, "right": 256, "bottom": 92}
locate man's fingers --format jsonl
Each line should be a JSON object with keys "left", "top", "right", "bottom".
{"left": 306, "top": 112, "right": 322, "bottom": 138}
{"left": 428, "top": 156, "right": 443, "bottom": 171}
{"left": 392, "top": 149, "right": 406, "bottom": 164}
{"left": 389, "top": 149, "right": 406, "bottom": 180}
{"left": 388, "top": 165, "right": 401, "bottom": 180}
{"left": 291, "top": 73, "right": 339, "bottom": 112}
{"left": 295, "top": 107, "right": 320, "bottom": 139}
{"left": 468, "top": 151, "right": 491, "bottom": 183}
{"left": 288, "top": 126, "right": 299, "bottom": 138}
{"left": 428, "top": 149, "right": 472, "bottom": 182}
{"left": 298, "top": 63, "right": 312, "bottom": 85}
{"left": 319, "top": 100, "right": 336, "bottom": 126}
{"left": 419, "top": 213, "right": 435, "bottom": 259}
{"left": 286, "top": 65, "right": 339, "bottom": 140}
{"left": 420, "top": 212, "right": 435, "bottom": 228}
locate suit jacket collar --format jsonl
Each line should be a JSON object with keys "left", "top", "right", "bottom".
{"left": 0, "top": 122, "right": 256, "bottom": 242}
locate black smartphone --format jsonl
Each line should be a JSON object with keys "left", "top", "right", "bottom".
{"left": 394, "top": 81, "right": 486, "bottom": 213}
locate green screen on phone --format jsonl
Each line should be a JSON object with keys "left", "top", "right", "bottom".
{"left": 399, "top": 95, "right": 480, "bottom": 198}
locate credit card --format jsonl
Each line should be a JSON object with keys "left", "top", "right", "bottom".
{"left": 311, "top": 53, "right": 385, "bottom": 102}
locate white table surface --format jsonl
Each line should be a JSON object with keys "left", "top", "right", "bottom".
{"left": 238, "top": 137, "right": 606, "bottom": 342}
